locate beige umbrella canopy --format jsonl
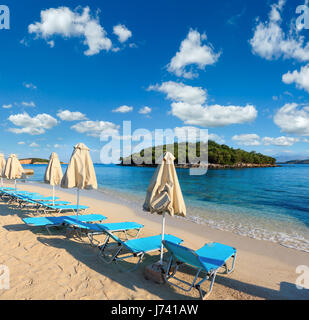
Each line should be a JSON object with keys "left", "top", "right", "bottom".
{"left": 61, "top": 143, "right": 97, "bottom": 220}
{"left": 3, "top": 154, "right": 25, "bottom": 189}
{"left": 0, "top": 154, "right": 6, "bottom": 186}
{"left": 143, "top": 152, "right": 186, "bottom": 264}
{"left": 44, "top": 152, "right": 63, "bottom": 205}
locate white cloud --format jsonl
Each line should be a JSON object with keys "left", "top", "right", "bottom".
{"left": 20, "top": 38, "right": 29, "bottom": 47}
{"left": 18, "top": 141, "right": 25, "bottom": 145}
{"left": 113, "top": 24, "right": 132, "bottom": 43}
{"left": 47, "top": 40, "right": 55, "bottom": 48}
{"left": 282, "top": 64, "right": 309, "bottom": 93}
{"left": 208, "top": 133, "right": 225, "bottom": 144}
{"left": 57, "top": 109, "right": 87, "bottom": 121}
{"left": 168, "top": 29, "right": 220, "bottom": 78}
{"left": 232, "top": 133, "right": 299, "bottom": 147}
{"left": 21, "top": 101, "right": 36, "bottom": 107}
{"left": 173, "top": 126, "right": 208, "bottom": 143}
{"left": 23, "top": 82, "right": 37, "bottom": 89}
{"left": 8, "top": 112, "right": 58, "bottom": 135}
{"left": 30, "top": 142, "right": 39, "bottom": 148}
{"left": 173, "top": 126, "right": 225, "bottom": 144}
{"left": 129, "top": 43, "right": 137, "bottom": 48}
{"left": 28, "top": 6, "right": 112, "bottom": 56}
{"left": 274, "top": 103, "right": 309, "bottom": 135}
{"left": 54, "top": 143, "right": 66, "bottom": 148}
{"left": 171, "top": 102, "right": 257, "bottom": 127}
{"left": 112, "top": 105, "right": 133, "bottom": 113}
{"left": 138, "top": 106, "right": 152, "bottom": 114}
{"left": 149, "top": 81, "right": 206, "bottom": 105}
{"left": 262, "top": 136, "right": 299, "bottom": 146}
{"left": 150, "top": 81, "right": 257, "bottom": 127}
{"left": 232, "top": 134, "right": 261, "bottom": 146}
{"left": 71, "top": 120, "right": 119, "bottom": 138}
{"left": 250, "top": 0, "right": 309, "bottom": 61}
{"left": 2, "top": 104, "right": 12, "bottom": 109}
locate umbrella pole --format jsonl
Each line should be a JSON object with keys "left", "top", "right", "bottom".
{"left": 160, "top": 212, "right": 166, "bottom": 265}
{"left": 14, "top": 179, "right": 16, "bottom": 190}
{"left": 76, "top": 188, "right": 80, "bottom": 222}
{"left": 52, "top": 185, "right": 55, "bottom": 206}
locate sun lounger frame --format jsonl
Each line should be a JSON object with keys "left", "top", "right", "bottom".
{"left": 23, "top": 214, "right": 107, "bottom": 235}
{"left": 63, "top": 220, "right": 144, "bottom": 247}
{"left": 163, "top": 240, "right": 237, "bottom": 299}
{"left": 98, "top": 233, "right": 183, "bottom": 271}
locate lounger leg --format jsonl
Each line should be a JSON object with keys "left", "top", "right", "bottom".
{"left": 99, "top": 245, "right": 123, "bottom": 264}
{"left": 46, "top": 226, "right": 52, "bottom": 235}
{"left": 221, "top": 253, "right": 237, "bottom": 275}
{"left": 126, "top": 253, "right": 144, "bottom": 272}
{"left": 196, "top": 271, "right": 217, "bottom": 300}
{"left": 164, "top": 257, "right": 178, "bottom": 281}
{"left": 87, "top": 233, "right": 95, "bottom": 246}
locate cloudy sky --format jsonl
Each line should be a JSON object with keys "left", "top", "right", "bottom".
{"left": 1, "top": 0, "right": 309, "bottom": 162}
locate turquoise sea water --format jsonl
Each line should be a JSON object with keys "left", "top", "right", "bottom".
{"left": 23, "top": 164, "right": 309, "bottom": 252}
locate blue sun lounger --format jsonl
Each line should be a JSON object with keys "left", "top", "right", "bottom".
{"left": 1, "top": 190, "right": 41, "bottom": 202}
{"left": 62, "top": 219, "right": 144, "bottom": 246}
{"left": 162, "top": 240, "right": 237, "bottom": 299}
{"left": 99, "top": 233, "right": 183, "bottom": 271}
{"left": 0, "top": 187, "right": 15, "bottom": 192}
{"left": 1, "top": 190, "right": 40, "bottom": 199}
{"left": 23, "top": 214, "right": 107, "bottom": 234}
{"left": 16, "top": 195, "right": 61, "bottom": 207}
{"left": 17, "top": 196, "right": 69, "bottom": 210}
{"left": 37, "top": 202, "right": 89, "bottom": 214}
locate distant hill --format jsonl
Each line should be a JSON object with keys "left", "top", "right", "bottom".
{"left": 20, "top": 158, "right": 49, "bottom": 164}
{"left": 278, "top": 159, "right": 309, "bottom": 164}
{"left": 120, "top": 141, "right": 277, "bottom": 168}
{"left": 20, "top": 158, "right": 65, "bottom": 164}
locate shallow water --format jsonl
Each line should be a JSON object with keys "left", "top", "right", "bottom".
{"left": 24, "top": 164, "right": 309, "bottom": 252}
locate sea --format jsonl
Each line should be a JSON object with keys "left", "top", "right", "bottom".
{"left": 23, "top": 163, "right": 309, "bottom": 253}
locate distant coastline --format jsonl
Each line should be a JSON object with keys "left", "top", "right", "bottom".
{"left": 277, "top": 159, "right": 309, "bottom": 164}
{"left": 20, "top": 158, "right": 66, "bottom": 165}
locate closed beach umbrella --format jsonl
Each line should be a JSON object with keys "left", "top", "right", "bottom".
{"left": 0, "top": 154, "right": 6, "bottom": 186}
{"left": 44, "top": 152, "right": 63, "bottom": 205}
{"left": 143, "top": 152, "right": 186, "bottom": 264}
{"left": 61, "top": 143, "right": 97, "bottom": 221}
{"left": 3, "top": 154, "right": 25, "bottom": 189}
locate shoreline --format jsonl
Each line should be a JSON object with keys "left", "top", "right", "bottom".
{"left": 24, "top": 178, "right": 309, "bottom": 254}
{"left": 118, "top": 163, "right": 279, "bottom": 169}
{"left": 0, "top": 180, "right": 308, "bottom": 299}
{"left": 25, "top": 181, "right": 308, "bottom": 263}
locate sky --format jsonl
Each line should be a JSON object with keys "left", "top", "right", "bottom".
{"left": 1, "top": 0, "right": 309, "bottom": 162}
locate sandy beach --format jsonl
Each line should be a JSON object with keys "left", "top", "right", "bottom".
{"left": 0, "top": 181, "right": 308, "bottom": 300}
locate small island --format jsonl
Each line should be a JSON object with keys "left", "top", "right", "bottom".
{"left": 119, "top": 141, "right": 277, "bottom": 169}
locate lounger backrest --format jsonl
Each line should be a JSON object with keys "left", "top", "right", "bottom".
{"left": 163, "top": 240, "right": 205, "bottom": 270}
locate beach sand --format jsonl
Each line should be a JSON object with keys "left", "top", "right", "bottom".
{"left": 0, "top": 182, "right": 308, "bottom": 300}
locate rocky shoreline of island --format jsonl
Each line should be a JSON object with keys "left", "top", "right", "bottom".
{"left": 118, "top": 162, "right": 279, "bottom": 169}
